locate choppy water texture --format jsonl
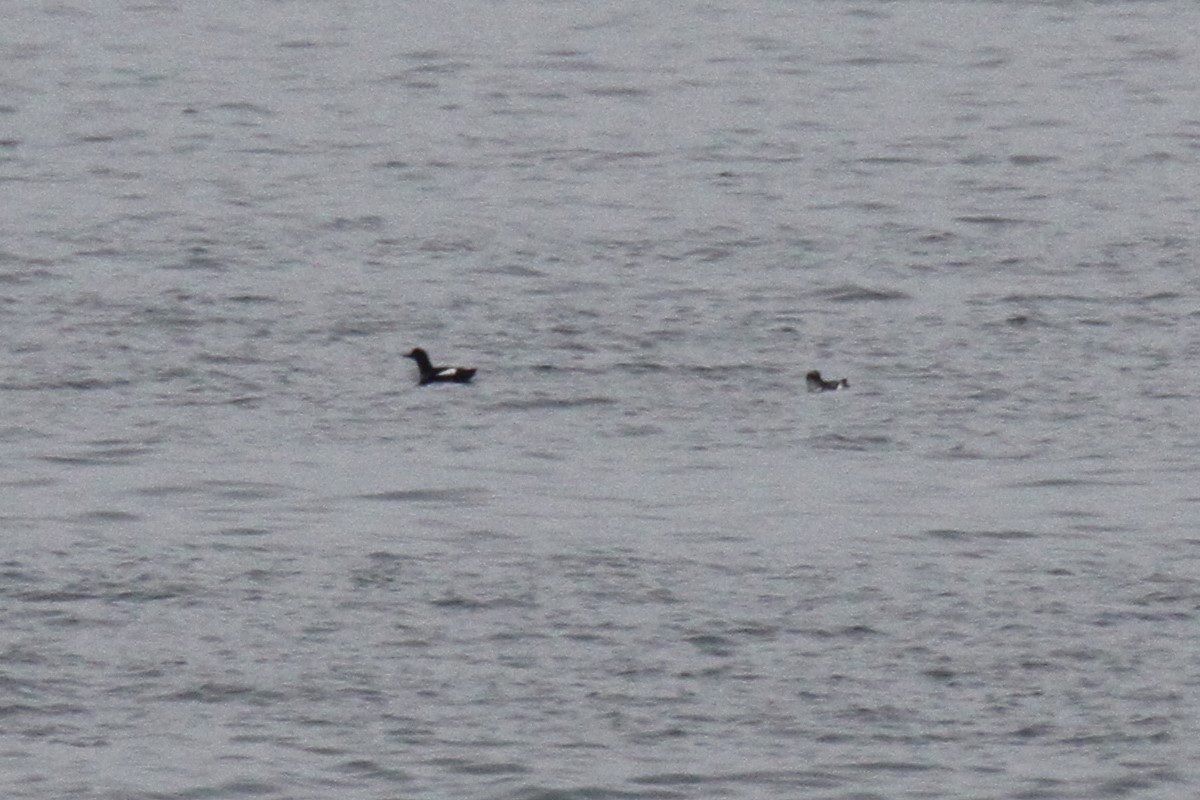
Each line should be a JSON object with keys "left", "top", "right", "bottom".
{"left": 3, "top": 1, "right": 1200, "bottom": 798}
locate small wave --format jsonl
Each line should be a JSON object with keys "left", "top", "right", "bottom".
{"left": 1007, "top": 476, "right": 1136, "bottom": 489}
{"left": 924, "top": 528, "right": 1038, "bottom": 541}
{"left": 322, "top": 215, "right": 385, "bottom": 232}
{"left": 810, "top": 284, "right": 910, "bottom": 303}
{"left": 15, "top": 580, "right": 194, "bottom": 604}
{"left": 70, "top": 509, "right": 142, "bottom": 524}
{"left": 613, "top": 360, "right": 670, "bottom": 373}
{"left": 3, "top": 377, "right": 132, "bottom": 392}
{"left": 838, "top": 54, "right": 924, "bottom": 67}
{"left": 584, "top": 86, "right": 651, "bottom": 99}
{"left": 808, "top": 433, "right": 894, "bottom": 452}
{"left": 168, "top": 682, "right": 288, "bottom": 706}
{"left": 41, "top": 445, "right": 154, "bottom": 466}
{"left": 858, "top": 156, "right": 929, "bottom": 166}
{"left": 954, "top": 215, "right": 1041, "bottom": 227}
{"left": 475, "top": 263, "right": 548, "bottom": 278}
{"left": 132, "top": 480, "right": 291, "bottom": 502}
{"left": 488, "top": 396, "right": 616, "bottom": 412}
{"left": 440, "top": 759, "right": 532, "bottom": 776}
{"left": 161, "top": 250, "right": 228, "bottom": 272}
{"left": 1009, "top": 154, "right": 1060, "bottom": 166}
{"left": 610, "top": 423, "right": 663, "bottom": 438}
{"left": 359, "top": 488, "right": 489, "bottom": 504}
{"left": 804, "top": 624, "right": 882, "bottom": 639}
{"left": 217, "top": 526, "right": 271, "bottom": 537}
{"left": 850, "top": 760, "right": 940, "bottom": 773}
{"left": 631, "top": 768, "right": 843, "bottom": 791}
{"left": 430, "top": 592, "right": 533, "bottom": 611}
{"left": 0, "top": 264, "right": 55, "bottom": 285}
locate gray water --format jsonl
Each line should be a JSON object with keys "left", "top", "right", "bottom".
{"left": 3, "top": 1, "right": 1200, "bottom": 798}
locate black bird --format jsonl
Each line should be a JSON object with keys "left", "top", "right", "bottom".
{"left": 806, "top": 370, "right": 848, "bottom": 392}
{"left": 405, "top": 348, "right": 476, "bottom": 386}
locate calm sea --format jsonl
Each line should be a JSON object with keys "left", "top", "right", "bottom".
{"left": 3, "top": 1, "right": 1200, "bottom": 798}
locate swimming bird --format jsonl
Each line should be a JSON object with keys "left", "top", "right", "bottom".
{"left": 405, "top": 348, "right": 476, "bottom": 385}
{"left": 806, "top": 370, "right": 848, "bottom": 392}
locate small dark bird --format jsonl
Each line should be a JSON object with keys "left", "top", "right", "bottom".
{"left": 806, "top": 370, "right": 848, "bottom": 392}
{"left": 405, "top": 348, "right": 476, "bottom": 386}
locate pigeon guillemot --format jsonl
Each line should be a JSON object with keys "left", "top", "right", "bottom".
{"left": 806, "top": 370, "right": 848, "bottom": 392}
{"left": 405, "top": 348, "right": 476, "bottom": 385}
